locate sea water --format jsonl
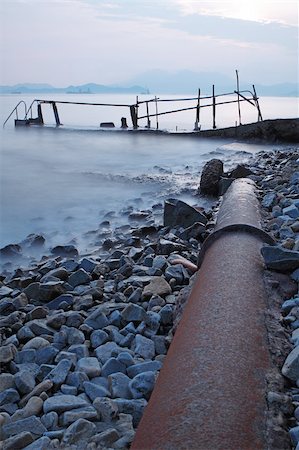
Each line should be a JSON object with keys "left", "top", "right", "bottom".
{"left": 0, "top": 93, "right": 297, "bottom": 251}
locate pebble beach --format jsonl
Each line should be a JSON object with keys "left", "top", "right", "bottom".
{"left": 1, "top": 139, "right": 299, "bottom": 449}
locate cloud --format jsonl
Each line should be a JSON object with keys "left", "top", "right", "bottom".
{"left": 174, "top": 0, "right": 299, "bottom": 27}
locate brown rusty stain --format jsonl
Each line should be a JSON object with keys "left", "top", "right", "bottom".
{"left": 131, "top": 179, "right": 271, "bottom": 450}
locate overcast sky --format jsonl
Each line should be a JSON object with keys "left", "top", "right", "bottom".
{"left": 0, "top": 0, "right": 298, "bottom": 86}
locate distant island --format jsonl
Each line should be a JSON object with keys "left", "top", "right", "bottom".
{"left": 0, "top": 83, "right": 149, "bottom": 95}
{"left": 0, "top": 71, "right": 298, "bottom": 97}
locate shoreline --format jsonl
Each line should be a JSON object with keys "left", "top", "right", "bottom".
{"left": 1, "top": 143, "right": 299, "bottom": 448}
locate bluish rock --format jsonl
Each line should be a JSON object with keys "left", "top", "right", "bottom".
{"left": 55, "top": 351, "right": 77, "bottom": 366}
{"left": 95, "top": 342, "right": 122, "bottom": 363}
{"left": 129, "top": 371, "right": 156, "bottom": 399}
{"left": 290, "top": 426, "right": 299, "bottom": 445}
{"left": 51, "top": 245, "right": 78, "bottom": 257}
{"left": 291, "top": 172, "right": 299, "bottom": 184}
{"left": 109, "top": 310, "right": 122, "bottom": 327}
{"left": 37, "top": 364, "right": 55, "bottom": 382}
{"left": 133, "top": 334, "right": 155, "bottom": 360}
{"left": 282, "top": 346, "right": 299, "bottom": 381}
{"left": 62, "top": 418, "right": 96, "bottom": 445}
{"left": 14, "top": 370, "right": 36, "bottom": 395}
{"left": 79, "top": 258, "right": 97, "bottom": 273}
{"left": 117, "top": 352, "right": 135, "bottom": 367}
{"left": 66, "top": 371, "right": 89, "bottom": 391}
{"left": 0, "top": 373, "right": 15, "bottom": 393}
{"left": 128, "top": 287, "right": 143, "bottom": 304}
{"left": 14, "top": 349, "right": 36, "bottom": 364}
{"left": 121, "top": 304, "right": 146, "bottom": 322}
{"left": 83, "top": 381, "right": 110, "bottom": 401}
{"left": 61, "top": 406, "right": 97, "bottom": 427}
{"left": 160, "top": 304, "right": 174, "bottom": 325}
{"left": 165, "top": 264, "right": 189, "bottom": 285}
{"left": 36, "top": 346, "right": 59, "bottom": 365}
{"left": 61, "top": 384, "right": 78, "bottom": 395}
{"left": 66, "top": 312, "right": 84, "bottom": 328}
{"left": 22, "top": 436, "right": 51, "bottom": 450}
{"left": 120, "top": 333, "right": 135, "bottom": 348}
{"left": 41, "top": 411, "right": 59, "bottom": 430}
{"left": 292, "top": 269, "right": 299, "bottom": 282}
{"left": 61, "top": 259, "right": 79, "bottom": 272}
{"left": 68, "top": 269, "right": 91, "bottom": 288}
{"left": 101, "top": 358, "right": 126, "bottom": 377}
{"left": 47, "top": 294, "right": 74, "bottom": 310}
{"left": 262, "top": 192, "right": 277, "bottom": 209}
{"left": 43, "top": 394, "right": 89, "bottom": 414}
{"left": 283, "top": 204, "right": 299, "bottom": 219}
{"left": 0, "top": 388, "right": 20, "bottom": 406}
{"left": 151, "top": 335, "right": 167, "bottom": 354}
{"left": 90, "top": 329, "right": 109, "bottom": 348}
{"left": 68, "top": 344, "right": 89, "bottom": 359}
{"left": 108, "top": 372, "right": 131, "bottom": 399}
{"left": 127, "top": 361, "right": 162, "bottom": 378}
{"left": 85, "top": 309, "right": 109, "bottom": 330}
{"left": 2, "top": 415, "right": 47, "bottom": 439}
{"left": 261, "top": 245, "right": 299, "bottom": 272}
{"left": 67, "top": 327, "right": 85, "bottom": 345}
{"left": 76, "top": 357, "right": 102, "bottom": 378}
{"left": 145, "top": 311, "right": 161, "bottom": 334}
{"left": 114, "top": 398, "right": 147, "bottom": 427}
{"left": 45, "top": 359, "right": 72, "bottom": 387}
{"left": 1, "top": 431, "right": 34, "bottom": 449}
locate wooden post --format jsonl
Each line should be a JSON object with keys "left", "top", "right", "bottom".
{"left": 130, "top": 105, "right": 138, "bottom": 129}
{"left": 212, "top": 85, "right": 216, "bottom": 129}
{"left": 236, "top": 69, "right": 242, "bottom": 125}
{"left": 253, "top": 85, "right": 263, "bottom": 122}
{"left": 146, "top": 101, "right": 151, "bottom": 128}
{"left": 194, "top": 88, "right": 201, "bottom": 131}
{"left": 52, "top": 102, "right": 61, "bottom": 126}
{"left": 37, "top": 104, "right": 44, "bottom": 125}
{"left": 155, "top": 96, "right": 159, "bottom": 130}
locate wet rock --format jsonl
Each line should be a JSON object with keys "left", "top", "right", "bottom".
{"left": 142, "top": 276, "right": 172, "bottom": 299}
{"left": 62, "top": 418, "right": 96, "bottom": 445}
{"left": 46, "top": 294, "right": 74, "bottom": 310}
{"left": 0, "top": 244, "right": 22, "bottom": 260}
{"left": 163, "top": 199, "right": 207, "bottom": 228}
{"left": 261, "top": 245, "right": 299, "bottom": 272}
{"left": 68, "top": 268, "right": 91, "bottom": 287}
{"left": 51, "top": 245, "right": 78, "bottom": 257}
{"left": 199, "top": 159, "right": 223, "bottom": 196}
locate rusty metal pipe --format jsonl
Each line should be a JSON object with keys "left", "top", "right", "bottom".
{"left": 131, "top": 178, "right": 272, "bottom": 450}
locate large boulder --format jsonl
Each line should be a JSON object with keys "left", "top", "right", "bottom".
{"left": 199, "top": 159, "right": 223, "bottom": 196}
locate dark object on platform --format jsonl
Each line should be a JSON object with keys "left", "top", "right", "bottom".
{"left": 163, "top": 199, "right": 207, "bottom": 228}
{"left": 121, "top": 118, "right": 128, "bottom": 128}
{"left": 199, "top": 159, "right": 223, "bottom": 196}
{"left": 100, "top": 122, "right": 115, "bottom": 128}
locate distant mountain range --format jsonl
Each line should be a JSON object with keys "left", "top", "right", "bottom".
{"left": 0, "top": 83, "right": 149, "bottom": 95}
{"left": 0, "top": 71, "right": 297, "bottom": 97}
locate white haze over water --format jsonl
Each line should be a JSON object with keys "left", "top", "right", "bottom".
{"left": 0, "top": 94, "right": 297, "bottom": 252}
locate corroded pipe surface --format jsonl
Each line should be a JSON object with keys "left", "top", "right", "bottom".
{"left": 131, "top": 178, "right": 271, "bottom": 450}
